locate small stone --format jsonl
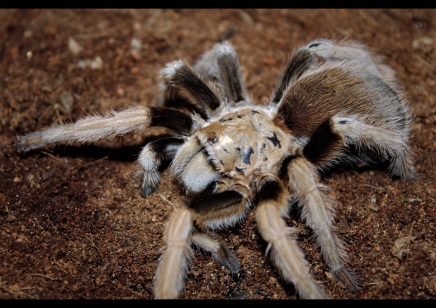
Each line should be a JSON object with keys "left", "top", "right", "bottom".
{"left": 130, "top": 37, "right": 142, "bottom": 51}
{"left": 59, "top": 91, "right": 74, "bottom": 112}
{"left": 412, "top": 37, "right": 433, "bottom": 54}
{"left": 91, "top": 57, "right": 103, "bottom": 70}
{"left": 68, "top": 37, "right": 82, "bottom": 56}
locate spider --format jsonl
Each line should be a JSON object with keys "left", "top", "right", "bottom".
{"left": 17, "top": 39, "right": 415, "bottom": 299}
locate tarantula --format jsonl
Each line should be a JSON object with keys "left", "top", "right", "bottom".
{"left": 17, "top": 39, "right": 415, "bottom": 299}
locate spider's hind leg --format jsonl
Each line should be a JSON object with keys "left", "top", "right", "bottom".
{"left": 158, "top": 41, "right": 249, "bottom": 113}
{"left": 306, "top": 39, "right": 372, "bottom": 63}
{"left": 270, "top": 46, "right": 313, "bottom": 105}
{"left": 285, "top": 156, "right": 359, "bottom": 292}
{"left": 330, "top": 116, "right": 416, "bottom": 180}
{"left": 306, "top": 39, "right": 399, "bottom": 86}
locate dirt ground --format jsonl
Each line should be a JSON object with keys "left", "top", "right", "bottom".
{"left": 0, "top": 9, "right": 435, "bottom": 300}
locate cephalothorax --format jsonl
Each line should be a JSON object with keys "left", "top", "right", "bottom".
{"left": 17, "top": 39, "right": 415, "bottom": 299}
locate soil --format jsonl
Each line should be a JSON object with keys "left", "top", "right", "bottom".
{"left": 1, "top": 9, "right": 435, "bottom": 300}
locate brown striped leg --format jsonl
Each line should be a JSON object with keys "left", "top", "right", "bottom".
{"left": 214, "top": 42, "right": 250, "bottom": 105}
{"left": 192, "top": 232, "right": 240, "bottom": 274}
{"left": 160, "top": 60, "right": 222, "bottom": 113}
{"left": 330, "top": 116, "right": 416, "bottom": 180}
{"left": 17, "top": 106, "right": 196, "bottom": 152}
{"left": 137, "top": 137, "right": 184, "bottom": 198}
{"left": 270, "top": 47, "right": 313, "bottom": 105}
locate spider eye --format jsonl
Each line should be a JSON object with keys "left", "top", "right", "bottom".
{"left": 210, "top": 137, "right": 218, "bottom": 144}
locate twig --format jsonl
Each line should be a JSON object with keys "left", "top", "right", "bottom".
{"left": 0, "top": 285, "right": 36, "bottom": 299}
{"left": 27, "top": 273, "right": 55, "bottom": 281}
{"left": 32, "top": 217, "right": 44, "bottom": 230}
{"left": 41, "top": 151, "right": 63, "bottom": 163}
{"left": 159, "top": 194, "right": 176, "bottom": 209}
{"left": 0, "top": 285, "right": 16, "bottom": 296}
{"left": 401, "top": 221, "right": 415, "bottom": 268}
{"left": 31, "top": 96, "right": 37, "bottom": 112}
{"left": 79, "top": 156, "right": 108, "bottom": 169}
{"left": 53, "top": 260, "right": 69, "bottom": 275}
{"left": 414, "top": 54, "right": 435, "bottom": 72}
{"left": 54, "top": 103, "right": 64, "bottom": 125}
{"left": 80, "top": 233, "right": 106, "bottom": 266}
{"left": 362, "top": 184, "right": 385, "bottom": 191}
{"left": 45, "top": 214, "right": 60, "bottom": 237}
{"left": 75, "top": 32, "right": 112, "bottom": 39}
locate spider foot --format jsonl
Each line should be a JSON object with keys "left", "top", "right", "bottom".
{"left": 138, "top": 170, "right": 160, "bottom": 198}
{"left": 140, "top": 184, "right": 157, "bottom": 198}
{"left": 332, "top": 267, "right": 360, "bottom": 292}
{"left": 214, "top": 242, "right": 241, "bottom": 274}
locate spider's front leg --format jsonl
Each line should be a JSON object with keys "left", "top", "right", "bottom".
{"left": 285, "top": 156, "right": 359, "bottom": 292}
{"left": 16, "top": 106, "right": 196, "bottom": 152}
{"left": 190, "top": 178, "right": 251, "bottom": 230}
{"left": 137, "top": 137, "right": 184, "bottom": 198}
{"left": 154, "top": 207, "right": 194, "bottom": 299}
{"left": 170, "top": 137, "right": 220, "bottom": 195}
{"left": 191, "top": 231, "right": 240, "bottom": 274}
{"left": 154, "top": 183, "right": 248, "bottom": 299}
{"left": 254, "top": 175, "right": 329, "bottom": 299}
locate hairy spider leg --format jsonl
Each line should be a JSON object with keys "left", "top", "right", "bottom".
{"left": 155, "top": 186, "right": 249, "bottom": 299}
{"left": 270, "top": 47, "right": 313, "bottom": 105}
{"left": 189, "top": 188, "right": 249, "bottom": 230}
{"left": 254, "top": 175, "right": 330, "bottom": 299}
{"left": 137, "top": 137, "right": 185, "bottom": 198}
{"left": 301, "top": 110, "right": 415, "bottom": 181}
{"left": 330, "top": 116, "right": 416, "bottom": 180}
{"left": 154, "top": 207, "right": 194, "bottom": 299}
{"left": 191, "top": 232, "right": 241, "bottom": 274}
{"left": 214, "top": 42, "right": 250, "bottom": 105}
{"left": 286, "top": 156, "right": 359, "bottom": 292}
{"left": 170, "top": 137, "right": 219, "bottom": 195}
{"left": 160, "top": 59, "right": 222, "bottom": 118}
{"left": 307, "top": 39, "right": 405, "bottom": 97}
{"left": 17, "top": 106, "right": 195, "bottom": 152}
{"left": 161, "top": 41, "right": 252, "bottom": 119}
